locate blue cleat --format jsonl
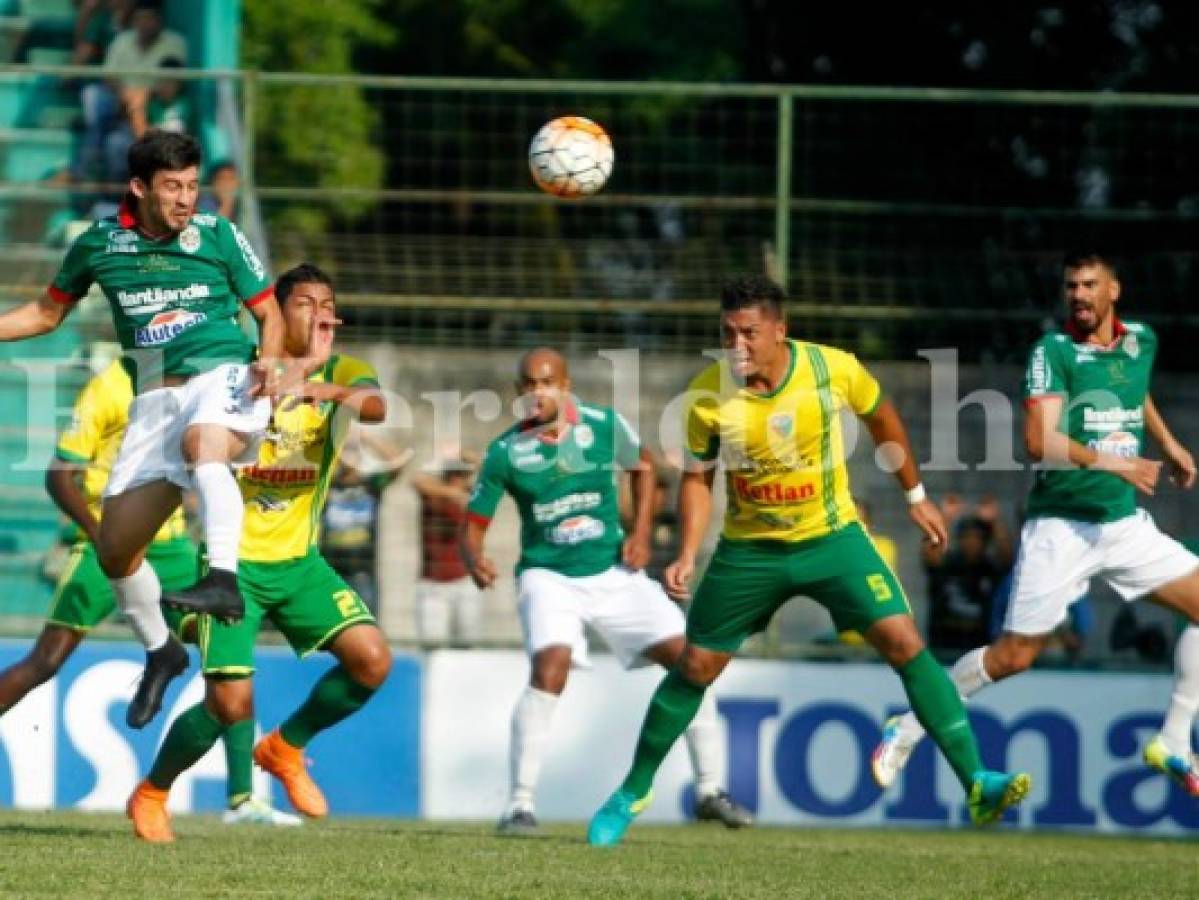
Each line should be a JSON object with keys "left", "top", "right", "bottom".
{"left": 1143, "top": 735, "right": 1199, "bottom": 796}
{"left": 586, "top": 788, "right": 652, "bottom": 846}
{"left": 968, "top": 770, "right": 1031, "bottom": 826}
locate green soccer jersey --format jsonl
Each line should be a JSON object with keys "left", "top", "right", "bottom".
{"left": 1023, "top": 320, "right": 1156, "bottom": 523}
{"left": 466, "top": 402, "right": 642, "bottom": 577}
{"left": 48, "top": 199, "right": 272, "bottom": 386}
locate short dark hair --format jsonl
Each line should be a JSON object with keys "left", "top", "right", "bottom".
{"left": 720, "top": 274, "right": 786, "bottom": 319}
{"left": 276, "top": 263, "right": 334, "bottom": 305}
{"left": 128, "top": 129, "right": 201, "bottom": 184}
{"left": 1062, "top": 248, "right": 1119, "bottom": 277}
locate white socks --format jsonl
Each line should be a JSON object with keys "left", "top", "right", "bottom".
{"left": 112, "top": 561, "right": 169, "bottom": 650}
{"left": 685, "top": 688, "right": 722, "bottom": 799}
{"left": 1160, "top": 625, "right": 1199, "bottom": 756}
{"left": 508, "top": 686, "right": 559, "bottom": 813}
{"left": 193, "top": 462, "right": 244, "bottom": 572}
{"left": 895, "top": 645, "right": 992, "bottom": 746}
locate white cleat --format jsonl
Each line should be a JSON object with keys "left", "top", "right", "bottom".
{"left": 871, "top": 716, "right": 917, "bottom": 789}
{"left": 222, "top": 796, "right": 303, "bottom": 827}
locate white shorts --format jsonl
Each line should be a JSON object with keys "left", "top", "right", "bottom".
{"left": 415, "top": 576, "right": 483, "bottom": 646}
{"left": 104, "top": 363, "right": 271, "bottom": 498}
{"left": 1005, "top": 510, "right": 1199, "bottom": 635}
{"left": 517, "top": 565, "right": 685, "bottom": 669}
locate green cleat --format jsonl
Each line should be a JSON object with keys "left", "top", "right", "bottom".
{"left": 586, "top": 788, "right": 653, "bottom": 846}
{"left": 968, "top": 770, "right": 1031, "bottom": 826}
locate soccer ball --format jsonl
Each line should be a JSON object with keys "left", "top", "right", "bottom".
{"left": 528, "top": 116, "right": 614, "bottom": 198}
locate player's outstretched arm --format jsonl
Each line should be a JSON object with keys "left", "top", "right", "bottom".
{"left": 861, "top": 398, "right": 946, "bottom": 547}
{"left": 621, "top": 448, "right": 656, "bottom": 571}
{"left": 1026, "top": 394, "right": 1163, "bottom": 495}
{"left": 0, "top": 295, "right": 71, "bottom": 341}
{"left": 458, "top": 516, "right": 498, "bottom": 589}
{"left": 663, "top": 465, "right": 715, "bottom": 601}
{"left": 1145, "top": 395, "right": 1196, "bottom": 489}
{"left": 246, "top": 294, "right": 291, "bottom": 398}
{"left": 45, "top": 459, "right": 99, "bottom": 545}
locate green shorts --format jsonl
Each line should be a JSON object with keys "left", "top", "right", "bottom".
{"left": 46, "top": 537, "right": 201, "bottom": 634}
{"left": 687, "top": 523, "right": 911, "bottom": 652}
{"left": 200, "top": 549, "right": 375, "bottom": 676}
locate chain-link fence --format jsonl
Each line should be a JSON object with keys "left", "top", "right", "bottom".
{"left": 0, "top": 66, "right": 1196, "bottom": 662}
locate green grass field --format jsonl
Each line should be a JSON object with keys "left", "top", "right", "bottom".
{"left": 0, "top": 812, "right": 1191, "bottom": 898}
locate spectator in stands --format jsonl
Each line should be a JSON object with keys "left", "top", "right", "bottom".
{"left": 72, "top": 0, "right": 136, "bottom": 66}
{"left": 923, "top": 496, "right": 1014, "bottom": 657}
{"left": 412, "top": 456, "right": 482, "bottom": 648}
{"left": 103, "top": 57, "right": 190, "bottom": 182}
{"left": 320, "top": 432, "right": 404, "bottom": 618}
{"left": 73, "top": 0, "right": 186, "bottom": 182}
{"left": 197, "top": 160, "right": 241, "bottom": 221}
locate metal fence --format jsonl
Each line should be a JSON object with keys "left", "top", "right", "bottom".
{"left": 0, "top": 66, "right": 1196, "bottom": 662}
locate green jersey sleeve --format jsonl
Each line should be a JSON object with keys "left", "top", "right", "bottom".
{"left": 214, "top": 217, "right": 272, "bottom": 306}
{"left": 1023, "top": 336, "right": 1068, "bottom": 400}
{"left": 48, "top": 231, "right": 96, "bottom": 304}
{"left": 466, "top": 441, "right": 509, "bottom": 522}
{"left": 612, "top": 410, "right": 642, "bottom": 469}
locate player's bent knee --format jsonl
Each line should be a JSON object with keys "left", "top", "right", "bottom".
{"left": 350, "top": 639, "right": 392, "bottom": 690}
{"left": 677, "top": 647, "right": 725, "bottom": 687}
{"left": 205, "top": 678, "right": 254, "bottom": 725}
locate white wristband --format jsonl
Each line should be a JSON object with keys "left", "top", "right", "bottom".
{"left": 904, "top": 484, "right": 927, "bottom": 505}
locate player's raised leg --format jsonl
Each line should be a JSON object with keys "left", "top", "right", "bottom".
{"left": 97, "top": 480, "right": 190, "bottom": 729}
{"left": 255, "top": 622, "right": 391, "bottom": 818}
{"left": 1142, "top": 571, "right": 1199, "bottom": 794}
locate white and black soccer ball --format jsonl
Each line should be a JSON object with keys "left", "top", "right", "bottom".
{"left": 528, "top": 116, "right": 614, "bottom": 198}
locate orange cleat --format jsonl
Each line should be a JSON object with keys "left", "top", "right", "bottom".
{"left": 253, "top": 729, "right": 328, "bottom": 818}
{"left": 127, "top": 779, "right": 174, "bottom": 843}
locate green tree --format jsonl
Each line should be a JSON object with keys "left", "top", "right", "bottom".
{"left": 242, "top": 0, "right": 394, "bottom": 232}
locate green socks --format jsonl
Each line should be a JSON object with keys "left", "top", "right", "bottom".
{"left": 223, "top": 718, "right": 255, "bottom": 808}
{"left": 620, "top": 669, "right": 707, "bottom": 799}
{"left": 898, "top": 649, "right": 983, "bottom": 791}
{"left": 279, "top": 665, "right": 377, "bottom": 749}
{"left": 148, "top": 703, "right": 226, "bottom": 790}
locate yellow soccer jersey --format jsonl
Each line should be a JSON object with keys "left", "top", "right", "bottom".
{"left": 55, "top": 360, "right": 186, "bottom": 543}
{"left": 685, "top": 339, "right": 882, "bottom": 542}
{"left": 239, "top": 354, "right": 380, "bottom": 562}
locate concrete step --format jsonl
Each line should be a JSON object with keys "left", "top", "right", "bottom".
{"left": 0, "top": 126, "right": 72, "bottom": 180}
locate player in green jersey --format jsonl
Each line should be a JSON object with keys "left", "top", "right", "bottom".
{"left": 461, "top": 348, "right": 750, "bottom": 835}
{"left": 0, "top": 130, "right": 289, "bottom": 729}
{"left": 874, "top": 249, "right": 1199, "bottom": 796}
{"left": 127, "top": 264, "right": 392, "bottom": 843}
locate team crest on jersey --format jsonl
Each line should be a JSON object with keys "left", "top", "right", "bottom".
{"left": 574, "top": 423, "right": 594, "bottom": 449}
{"left": 768, "top": 413, "right": 794, "bottom": 439}
{"left": 178, "top": 225, "right": 201, "bottom": 254}
{"left": 1123, "top": 333, "right": 1139, "bottom": 359}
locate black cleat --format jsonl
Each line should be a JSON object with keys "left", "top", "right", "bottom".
{"left": 497, "top": 808, "right": 539, "bottom": 836}
{"left": 127, "top": 635, "right": 189, "bottom": 729}
{"left": 695, "top": 790, "right": 754, "bottom": 829}
{"left": 162, "top": 568, "right": 245, "bottom": 623}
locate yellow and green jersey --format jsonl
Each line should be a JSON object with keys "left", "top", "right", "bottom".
{"left": 238, "top": 354, "right": 380, "bottom": 563}
{"left": 685, "top": 339, "right": 882, "bottom": 543}
{"left": 54, "top": 360, "right": 187, "bottom": 543}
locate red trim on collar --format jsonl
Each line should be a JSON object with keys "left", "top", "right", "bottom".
{"left": 243, "top": 286, "right": 274, "bottom": 308}
{"left": 465, "top": 511, "right": 492, "bottom": 528}
{"left": 1064, "top": 315, "right": 1128, "bottom": 348}
{"left": 519, "top": 399, "right": 579, "bottom": 444}
{"left": 117, "top": 195, "right": 137, "bottom": 228}
{"left": 117, "top": 194, "right": 173, "bottom": 240}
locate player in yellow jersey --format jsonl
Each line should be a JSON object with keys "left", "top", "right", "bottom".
{"left": 0, "top": 360, "right": 197, "bottom": 710}
{"left": 589, "top": 275, "right": 1031, "bottom": 845}
{"left": 0, "top": 360, "right": 297, "bottom": 825}
{"left": 128, "top": 264, "right": 393, "bottom": 842}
